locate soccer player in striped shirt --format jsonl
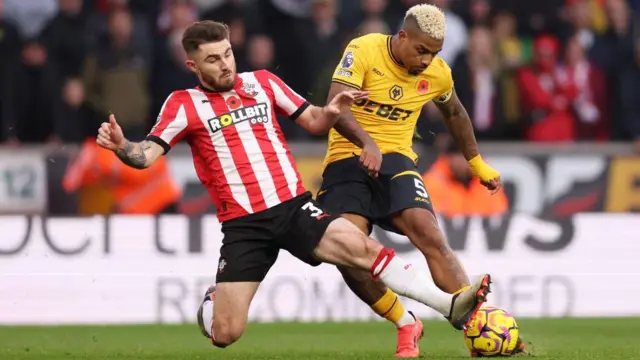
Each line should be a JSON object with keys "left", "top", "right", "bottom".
{"left": 96, "top": 20, "right": 492, "bottom": 349}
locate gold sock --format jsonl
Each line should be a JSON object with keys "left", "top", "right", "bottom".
{"left": 371, "top": 289, "right": 406, "bottom": 324}
{"left": 453, "top": 286, "right": 471, "bottom": 296}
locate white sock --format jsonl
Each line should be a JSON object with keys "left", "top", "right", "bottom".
{"left": 395, "top": 311, "right": 416, "bottom": 328}
{"left": 373, "top": 250, "right": 453, "bottom": 316}
{"left": 202, "top": 300, "right": 214, "bottom": 337}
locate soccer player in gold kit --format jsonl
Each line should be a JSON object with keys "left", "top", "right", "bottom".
{"left": 318, "top": 4, "right": 524, "bottom": 358}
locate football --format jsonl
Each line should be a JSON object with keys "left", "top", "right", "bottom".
{"left": 464, "top": 305, "right": 520, "bottom": 357}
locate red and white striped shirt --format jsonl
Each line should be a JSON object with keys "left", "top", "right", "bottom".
{"left": 147, "top": 70, "right": 309, "bottom": 222}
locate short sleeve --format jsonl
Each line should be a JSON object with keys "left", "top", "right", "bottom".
{"left": 257, "top": 70, "right": 310, "bottom": 121}
{"left": 332, "top": 39, "right": 369, "bottom": 89}
{"left": 146, "top": 91, "right": 190, "bottom": 154}
{"left": 432, "top": 58, "right": 455, "bottom": 105}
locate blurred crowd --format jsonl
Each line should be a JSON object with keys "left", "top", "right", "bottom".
{"left": 0, "top": 0, "right": 639, "bottom": 146}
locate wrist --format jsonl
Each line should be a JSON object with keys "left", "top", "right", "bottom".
{"left": 114, "top": 138, "right": 128, "bottom": 151}
{"left": 467, "top": 154, "right": 484, "bottom": 166}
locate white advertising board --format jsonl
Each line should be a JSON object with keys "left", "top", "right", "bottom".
{"left": 0, "top": 213, "right": 638, "bottom": 325}
{"left": 0, "top": 152, "right": 47, "bottom": 213}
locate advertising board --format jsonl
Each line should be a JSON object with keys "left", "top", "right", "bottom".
{"left": 1, "top": 213, "right": 638, "bottom": 324}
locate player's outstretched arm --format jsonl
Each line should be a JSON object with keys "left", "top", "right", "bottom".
{"left": 435, "top": 88, "right": 501, "bottom": 191}
{"left": 327, "top": 82, "right": 375, "bottom": 148}
{"left": 327, "top": 82, "right": 382, "bottom": 176}
{"left": 96, "top": 114, "right": 164, "bottom": 169}
{"left": 296, "top": 89, "right": 368, "bottom": 134}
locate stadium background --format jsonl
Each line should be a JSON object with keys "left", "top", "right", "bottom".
{"left": 0, "top": 0, "right": 639, "bottom": 358}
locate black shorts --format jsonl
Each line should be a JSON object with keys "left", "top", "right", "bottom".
{"left": 317, "top": 153, "right": 433, "bottom": 235}
{"left": 216, "top": 192, "right": 337, "bottom": 283}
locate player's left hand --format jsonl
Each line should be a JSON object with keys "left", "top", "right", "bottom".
{"left": 468, "top": 155, "right": 501, "bottom": 193}
{"left": 325, "top": 90, "right": 369, "bottom": 115}
{"left": 360, "top": 142, "right": 382, "bottom": 177}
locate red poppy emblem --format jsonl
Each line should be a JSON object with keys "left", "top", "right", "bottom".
{"left": 417, "top": 79, "right": 429, "bottom": 95}
{"left": 226, "top": 96, "right": 241, "bottom": 110}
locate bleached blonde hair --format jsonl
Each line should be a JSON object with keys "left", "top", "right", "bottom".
{"left": 404, "top": 4, "right": 446, "bottom": 40}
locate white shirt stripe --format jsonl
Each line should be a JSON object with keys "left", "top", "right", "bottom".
{"left": 268, "top": 78, "right": 299, "bottom": 116}
{"left": 186, "top": 89, "right": 253, "bottom": 214}
{"left": 220, "top": 90, "right": 280, "bottom": 208}
{"left": 159, "top": 104, "right": 187, "bottom": 145}
{"left": 243, "top": 72, "right": 299, "bottom": 197}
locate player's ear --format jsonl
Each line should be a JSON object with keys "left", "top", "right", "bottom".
{"left": 398, "top": 30, "right": 408, "bottom": 41}
{"left": 185, "top": 59, "right": 197, "bottom": 74}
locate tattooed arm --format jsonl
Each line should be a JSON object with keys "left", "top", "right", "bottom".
{"left": 97, "top": 115, "right": 166, "bottom": 169}
{"left": 434, "top": 88, "right": 479, "bottom": 160}
{"left": 113, "top": 140, "right": 164, "bottom": 169}
{"left": 434, "top": 87, "right": 501, "bottom": 190}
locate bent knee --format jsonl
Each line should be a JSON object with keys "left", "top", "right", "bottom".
{"left": 212, "top": 319, "right": 246, "bottom": 347}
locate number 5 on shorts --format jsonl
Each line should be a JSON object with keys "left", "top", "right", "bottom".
{"left": 414, "top": 178, "right": 429, "bottom": 198}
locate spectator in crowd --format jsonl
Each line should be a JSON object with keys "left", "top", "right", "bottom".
{"left": 619, "top": 37, "right": 640, "bottom": 150}
{"left": 591, "top": 0, "right": 639, "bottom": 138}
{"left": 83, "top": 8, "right": 150, "bottom": 140}
{"left": 53, "top": 78, "right": 101, "bottom": 143}
{"left": 3, "top": 0, "right": 58, "bottom": 39}
{"left": 227, "top": 18, "right": 248, "bottom": 70}
{"left": 152, "top": 0, "right": 197, "bottom": 118}
{"left": 452, "top": 27, "right": 508, "bottom": 140}
{"left": 517, "top": 34, "right": 578, "bottom": 142}
{"left": 245, "top": 34, "right": 276, "bottom": 72}
{"left": 494, "top": 11, "right": 531, "bottom": 68}
{"left": 560, "top": 34, "right": 609, "bottom": 140}
{"left": 63, "top": 136, "right": 183, "bottom": 214}
{"left": 41, "top": 0, "right": 88, "bottom": 78}
{"left": 156, "top": 0, "right": 198, "bottom": 34}
{"left": 0, "top": 0, "right": 21, "bottom": 143}
{"left": 492, "top": 11, "right": 528, "bottom": 133}
{"left": 494, "top": 0, "right": 566, "bottom": 37}
{"left": 427, "top": 0, "right": 468, "bottom": 64}
{"left": 356, "top": 18, "right": 391, "bottom": 36}
{"left": 422, "top": 141, "right": 509, "bottom": 217}
{"left": 200, "top": 0, "right": 244, "bottom": 25}
{"left": 11, "top": 39, "right": 58, "bottom": 143}
{"left": 560, "top": 0, "right": 592, "bottom": 44}
{"left": 0, "top": 0, "right": 639, "bottom": 147}
{"left": 458, "top": 0, "right": 493, "bottom": 27}
{"left": 296, "top": 0, "right": 347, "bottom": 95}
{"left": 87, "top": 0, "right": 152, "bottom": 64}
{"left": 356, "top": 0, "right": 397, "bottom": 33}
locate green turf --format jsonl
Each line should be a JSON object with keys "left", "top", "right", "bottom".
{"left": 0, "top": 318, "right": 638, "bottom": 359}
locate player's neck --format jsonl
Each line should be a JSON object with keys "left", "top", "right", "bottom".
{"left": 389, "top": 35, "right": 404, "bottom": 67}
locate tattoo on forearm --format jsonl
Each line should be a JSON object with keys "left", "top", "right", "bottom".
{"left": 114, "top": 140, "right": 149, "bottom": 169}
{"left": 436, "top": 96, "right": 479, "bottom": 160}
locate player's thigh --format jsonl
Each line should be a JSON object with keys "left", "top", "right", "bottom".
{"left": 314, "top": 217, "right": 383, "bottom": 270}
{"left": 212, "top": 281, "right": 260, "bottom": 344}
{"left": 390, "top": 206, "right": 449, "bottom": 253}
{"left": 281, "top": 195, "right": 382, "bottom": 269}
{"left": 341, "top": 213, "right": 371, "bottom": 235}
{"left": 212, "top": 233, "right": 278, "bottom": 343}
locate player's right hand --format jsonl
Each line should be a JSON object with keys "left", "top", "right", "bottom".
{"left": 96, "top": 114, "right": 125, "bottom": 150}
{"left": 360, "top": 143, "right": 382, "bottom": 177}
{"left": 468, "top": 155, "right": 501, "bottom": 193}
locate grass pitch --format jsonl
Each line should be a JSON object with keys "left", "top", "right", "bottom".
{"left": 1, "top": 318, "right": 638, "bottom": 359}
